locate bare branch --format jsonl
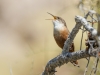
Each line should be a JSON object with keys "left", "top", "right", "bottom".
{"left": 62, "top": 16, "right": 87, "bottom": 53}
{"left": 42, "top": 15, "right": 99, "bottom": 75}
{"left": 81, "top": 20, "right": 97, "bottom": 37}
{"left": 42, "top": 48, "right": 99, "bottom": 75}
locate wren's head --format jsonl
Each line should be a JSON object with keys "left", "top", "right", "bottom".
{"left": 47, "top": 12, "right": 67, "bottom": 28}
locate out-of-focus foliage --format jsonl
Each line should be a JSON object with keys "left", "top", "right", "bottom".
{"left": 0, "top": 0, "right": 86, "bottom": 75}
{"left": 79, "top": 0, "right": 100, "bottom": 14}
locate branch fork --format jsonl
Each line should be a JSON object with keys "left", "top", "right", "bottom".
{"left": 42, "top": 12, "right": 99, "bottom": 75}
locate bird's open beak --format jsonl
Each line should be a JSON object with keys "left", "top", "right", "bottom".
{"left": 46, "top": 12, "right": 57, "bottom": 20}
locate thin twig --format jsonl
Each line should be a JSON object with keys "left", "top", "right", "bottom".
{"left": 80, "top": 27, "right": 84, "bottom": 51}
{"left": 94, "top": 57, "right": 99, "bottom": 75}
{"left": 89, "top": 15, "right": 98, "bottom": 23}
{"left": 83, "top": 12, "right": 97, "bottom": 75}
{"left": 90, "top": 66, "right": 94, "bottom": 75}
{"left": 80, "top": 11, "right": 87, "bottom": 51}
{"left": 91, "top": 14, "right": 94, "bottom": 27}
{"left": 83, "top": 31, "right": 92, "bottom": 75}
{"left": 84, "top": 57, "right": 90, "bottom": 75}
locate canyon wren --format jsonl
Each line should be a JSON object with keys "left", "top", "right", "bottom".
{"left": 47, "top": 12, "right": 78, "bottom": 66}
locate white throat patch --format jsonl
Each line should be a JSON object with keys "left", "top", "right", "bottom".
{"left": 53, "top": 20, "right": 65, "bottom": 30}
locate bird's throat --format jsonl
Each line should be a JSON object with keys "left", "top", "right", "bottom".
{"left": 54, "top": 23, "right": 66, "bottom": 31}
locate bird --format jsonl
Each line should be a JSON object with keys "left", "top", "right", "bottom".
{"left": 47, "top": 12, "right": 79, "bottom": 67}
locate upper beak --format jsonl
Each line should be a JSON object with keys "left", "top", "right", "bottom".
{"left": 46, "top": 12, "right": 57, "bottom": 20}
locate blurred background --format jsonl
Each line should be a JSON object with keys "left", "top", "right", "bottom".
{"left": 0, "top": 0, "right": 100, "bottom": 75}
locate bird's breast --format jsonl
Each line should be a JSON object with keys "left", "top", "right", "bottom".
{"left": 53, "top": 26, "right": 69, "bottom": 48}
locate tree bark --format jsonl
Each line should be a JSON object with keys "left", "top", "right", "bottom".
{"left": 42, "top": 15, "right": 98, "bottom": 75}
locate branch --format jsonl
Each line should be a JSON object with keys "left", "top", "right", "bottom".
{"left": 42, "top": 49, "right": 99, "bottom": 75}
{"left": 62, "top": 15, "right": 97, "bottom": 54}
{"left": 42, "top": 15, "right": 99, "bottom": 75}
{"left": 62, "top": 16, "right": 87, "bottom": 53}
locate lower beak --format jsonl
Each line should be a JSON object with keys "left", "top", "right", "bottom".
{"left": 45, "top": 19, "right": 53, "bottom": 20}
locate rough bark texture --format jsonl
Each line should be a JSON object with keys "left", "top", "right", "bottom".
{"left": 42, "top": 49, "right": 99, "bottom": 75}
{"left": 42, "top": 15, "right": 98, "bottom": 75}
